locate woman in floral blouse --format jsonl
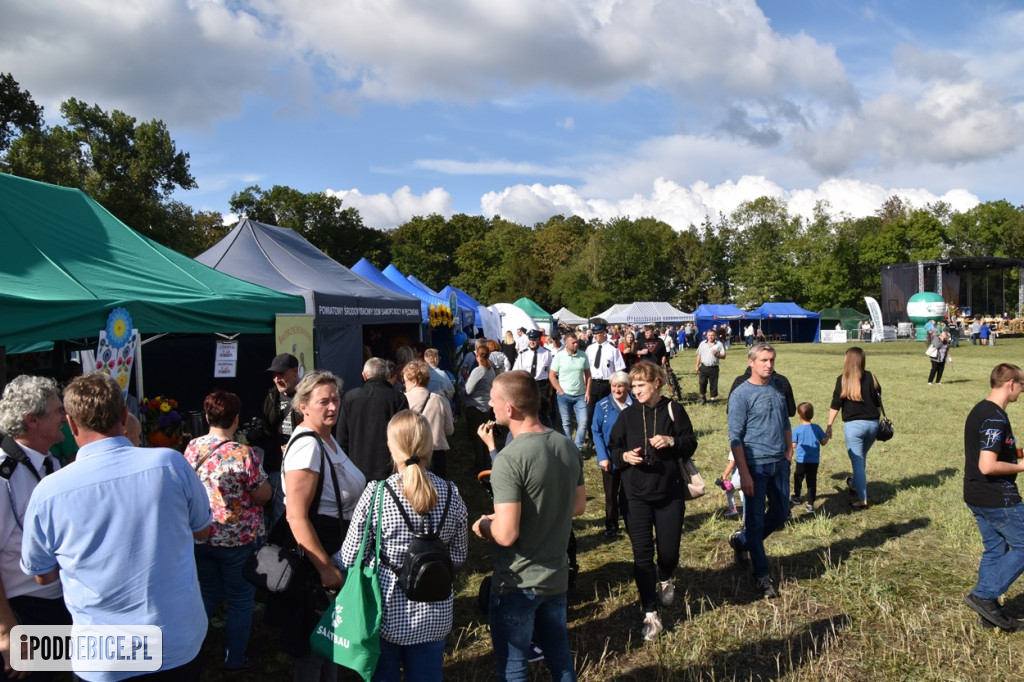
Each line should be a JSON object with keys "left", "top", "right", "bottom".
{"left": 184, "top": 389, "right": 271, "bottom": 674}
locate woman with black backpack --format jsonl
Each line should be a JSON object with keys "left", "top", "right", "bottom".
{"left": 338, "top": 410, "right": 468, "bottom": 682}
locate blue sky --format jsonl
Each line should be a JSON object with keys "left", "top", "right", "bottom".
{"left": 4, "top": 0, "right": 1023, "bottom": 231}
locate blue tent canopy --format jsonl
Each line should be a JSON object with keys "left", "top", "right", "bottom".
{"left": 439, "top": 286, "right": 484, "bottom": 330}
{"left": 750, "top": 302, "right": 821, "bottom": 343}
{"left": 692, "top": 304, "right": 759, "bottom": 335}
{"left": 404, "top": 274, "right": 476, "bottom": 330}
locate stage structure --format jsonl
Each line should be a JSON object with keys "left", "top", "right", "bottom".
{"left": 880, "top": 258, "right": 1024, "bottom": 324}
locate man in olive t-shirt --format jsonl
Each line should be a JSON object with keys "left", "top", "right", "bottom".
{"left": 473, "top": 371, "right": 585, "bottom": 681}
{"left": 963, "top": 363, "right": 1024, "bottom": 631}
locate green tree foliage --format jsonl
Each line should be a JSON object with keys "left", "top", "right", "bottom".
{"left": 5, "top": 97, "right": 198, "bottom": 247}
{"left": 391, "top": 213, "right": 485, "bottom": 291}
{"left": 228, "top": 184, "right": 389, "bottom": 267}
{"left": 728, "top": 197, "right": 803, "bottom": 307}
{"left": 0, "top": 73, "right": 43, "bottom": 153}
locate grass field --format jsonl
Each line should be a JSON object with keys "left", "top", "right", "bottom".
{"left": 210, "top": 338, "right": 1024, "bottom": 680}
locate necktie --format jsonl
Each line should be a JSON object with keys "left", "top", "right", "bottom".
{"left": 594, "top": 344, "right": 603, "bottom": 372}
{"left": 43, "top": 456, "right": 54, "bottom": 476}
{"left": 531, "top": 351, "right": 538, "bottom": 378}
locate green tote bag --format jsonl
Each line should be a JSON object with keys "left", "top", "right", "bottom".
{"left": 310, "top": 481, "right": 384, "bottom": 680}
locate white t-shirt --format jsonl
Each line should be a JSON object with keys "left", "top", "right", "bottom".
{"left": 282, "top": 427, "right": 367, "bottom": 520}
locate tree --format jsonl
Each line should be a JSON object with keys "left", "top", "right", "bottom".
{"left": 5, "top": 98, "right": 197, "bottom": 245}
{"left": 0, "top": 73, "right": 43, "bottom": 153}
{"left": 228, "top": 184, "right": 389, "bottom": 267}
{"left": 728, "top": 197, "right": 803, "bottom": 307}
{"left": 390, "top": 214, "right": 483, "bottom": 290}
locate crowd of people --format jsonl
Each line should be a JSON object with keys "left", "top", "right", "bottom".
{"left": 1, "top": 316, "right": 1022, "bottom": 681}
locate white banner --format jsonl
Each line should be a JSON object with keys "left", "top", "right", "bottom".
{"left": 864, "top": 297, "right": 886, "bottom": 343}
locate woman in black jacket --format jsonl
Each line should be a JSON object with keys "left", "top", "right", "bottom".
{"left": 826, "top": 346, "right": 881, "bottom": 509}
{"left": 610, "top": 361, "right": 698, "bottom": 642}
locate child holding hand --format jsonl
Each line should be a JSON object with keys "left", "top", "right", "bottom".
{"left": 791, "top": 402, "right": 829, "bottom": 513}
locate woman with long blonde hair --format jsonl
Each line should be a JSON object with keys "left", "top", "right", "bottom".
{"left": 619, "top": 330, "right": 638, "bottom": 370}
{"left": 338, "top": 411, "right": 467, "bottom": 682}
{"left": 826, "top": 347, "right": 882, "bottom": 509}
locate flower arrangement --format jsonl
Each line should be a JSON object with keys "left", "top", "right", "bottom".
{"left": 139, "top": 395, "right": 185, "bottom": 449}
{"left": 428, "top": 303, "right": 454, "bottom": 328}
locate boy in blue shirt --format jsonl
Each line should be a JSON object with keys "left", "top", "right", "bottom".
{"left": 791, "top": 402, "right": 829, "bottom": 513}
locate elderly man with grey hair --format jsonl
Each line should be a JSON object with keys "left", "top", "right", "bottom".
{"left": 336, "top": 357, "right": 408, "bottom": 480}
{"left": 0, "top": 375, "right": 71, "bottom": 679}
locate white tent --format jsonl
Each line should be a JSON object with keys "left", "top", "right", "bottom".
{"left": 552, "top": 307, "right": 588, "bottom": 326}
{"left": 607, "top": 301, "right": 694, "bottom": 325}
{"left": 489, "top": 303, "right": 541, "bottom": 339}
{"left": 595, "top": 303, "right": 631, "bottom": 321}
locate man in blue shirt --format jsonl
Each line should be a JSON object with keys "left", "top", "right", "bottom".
{"left": 726, "top": 343, "right": 793, "bottom": 599}
{"left": 21, "top": 373, "right": 212, "bottom": 681}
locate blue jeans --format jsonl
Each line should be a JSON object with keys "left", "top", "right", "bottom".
{"left": 194, "top": 543, "right": 257, "bottom": 668}
{"left": 557, "top": 393, "right": 588, "bottom": 450}
{"left": 967, "top": 503, "right": 1024, "bottom": 600}
{"left": 736, "top": 458, "right": 790, "bottom": 579}
{"left": 372, "top": 638, "right": 446, "bottom": 682}
{"left": 489, "top": 589, "right": 576, "bottom": 682}
{"left": 844, "top": 419, "right": 878, "bottom": 502}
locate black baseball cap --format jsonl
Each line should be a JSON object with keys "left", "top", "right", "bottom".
{"left": 267, "top": 353, "right": 299, "bottom": 373}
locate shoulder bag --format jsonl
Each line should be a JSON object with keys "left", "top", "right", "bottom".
{"left": 243, "top": 431, "right": 345, "bottom": 593}
{"left": 667, "top": 402, "right": 705, "bottom": 499}
{"left": 309, "top": 481, "right": 384, "bottom": 681}
{"left": 872, "top": 377, "right": 894, "bottom": 442}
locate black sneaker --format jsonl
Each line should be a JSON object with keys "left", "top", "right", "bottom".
{"left": 755, "top": 575, "right": 778, "bottom": 599}
{"left": 965, "top": 593, "right": 1023, "bottom": 631}
{"left": 790, "top": 496, "right": 801, "bottom": 506}
{"left": 846, "top": 477, "right": 857, "bottom": 494}
{"left": 728, "top": 532, "right": 749, "bottom": 570}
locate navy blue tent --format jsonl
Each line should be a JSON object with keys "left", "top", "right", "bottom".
{"left": 692, "top": 304, "right": 759, "bottom": 337}
{"left": 750, "top": 302, "right": 821, "bottom": 343}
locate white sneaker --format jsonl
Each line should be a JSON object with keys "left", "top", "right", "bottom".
{"left": 642, "top": 610, "right": 663, "bottom": 641}
{"left": 656, "top": 579, "right": 675, "bottom": 606}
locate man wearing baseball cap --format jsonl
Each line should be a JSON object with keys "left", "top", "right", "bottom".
{"left": 257, "top": 353, "right": 302, "bottom": 524}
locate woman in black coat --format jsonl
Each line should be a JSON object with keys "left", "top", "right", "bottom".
{"left": 610, "top": 361, "right": 698, "bottom": 642}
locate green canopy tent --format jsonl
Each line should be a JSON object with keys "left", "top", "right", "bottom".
{"left": 513, "top": 297, "right": 554, "bottom": 334}
{"left": 819, "top": 307, "right": 870, "bottom": 333}
{"left": 0, "top": 173, "right": 305, "bottom": 350}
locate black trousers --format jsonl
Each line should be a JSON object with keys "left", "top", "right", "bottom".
{"left": 431, "top": 449, "right": 447, "bottom": 479}
{"left": 586, "top": 380, "right": 612, "bottom": 445}
{"left": 928, "top": 360, "right": 946, "bottom": 383}
{"left": 601, "top": 467, "right": 623, "bottom": 532}
{"left": 793, "top": 462, "right": 819, "bottom": 503}
{"left": 698, "top": 365, "right": 720, "bottom": 398}
{"left": 465, "top": 406, "right": 495, "bottom": 473}
{"left": 2, "top": 596, "right": 72, "bottom": 682}
{"left": 624, "top": 494, "right": 685, "bottom": 612}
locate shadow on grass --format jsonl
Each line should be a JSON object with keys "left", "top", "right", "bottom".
{"left": 616, "top": 614, "right": 853, "bottom": 681}
{"left": 826, "top": 467, "right": 958, "bottom": 510}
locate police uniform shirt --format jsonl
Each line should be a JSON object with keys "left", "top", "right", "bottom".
{"left": 586, "top": 340, "right": 625, "bottom": 380}
{"left": 513, "top": 346, "right": 552, "bottom": 382}
{"left": 0, "top": 442, "right": 62, "bottom": 600}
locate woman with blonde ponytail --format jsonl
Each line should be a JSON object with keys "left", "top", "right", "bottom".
{"left": 337, "top": 410, "right": 468, "bottom": 682}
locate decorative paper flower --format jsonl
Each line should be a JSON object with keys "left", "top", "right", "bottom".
{"left": 105, "top": 308, "right": 133, "bottom": 349}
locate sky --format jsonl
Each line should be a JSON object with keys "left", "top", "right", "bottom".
{"left": 3, "top": 0, "right": 1024, "bottom": 231}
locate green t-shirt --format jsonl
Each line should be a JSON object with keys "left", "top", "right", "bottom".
{"left": 550, "top": 350, "right": 590, "bottom": 396}
{"left": 489, "top": 429, "right": 584, "bottom": 595}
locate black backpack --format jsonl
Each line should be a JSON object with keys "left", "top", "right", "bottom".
{"left": 381, "top": 479, "right": 455, "bottom": 602}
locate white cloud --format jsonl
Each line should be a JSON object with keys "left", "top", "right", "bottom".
{"left": 326, "top": 186, "right": 453, "bottom": 229}
{"left": 479, "top": 177, "right": 980, "bottom": 230}
{"left": 0, "top": 0, "right": 287, "bottom": 128}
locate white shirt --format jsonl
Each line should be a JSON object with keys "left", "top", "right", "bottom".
{"left": 585, "top": 340, "right": 625, "bottom": 380}
{"left": 0, "top": 442, "right": 62, "bottom": 599}
{"left": 512, "top": 346, "right": 553, "bottom": 382}
{"left": 282, "top": 427, "right": 366, "bottom": 520}
{"left": 515, "top": 334, "right": 530, "bottom": 352}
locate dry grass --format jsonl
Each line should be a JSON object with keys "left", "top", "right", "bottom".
{"left": 204, "top": 338, "right": 1024, "bottom": 680}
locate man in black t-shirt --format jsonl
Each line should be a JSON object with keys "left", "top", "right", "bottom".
{"left": 636, "top": 325, "right": 667, "bottom": 367}
{"left": 963, "top": 363, "right": 1024, "bottom": 631}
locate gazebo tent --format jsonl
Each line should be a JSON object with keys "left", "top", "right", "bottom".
{"left": 692, "top": 304, "right": 759, "bottom": 336}
{"left": 553, "top": 307, "right": 588, "bottom": 326}
{"left": 439, "top": 285, "right": 486, "bottom": 331}
{"left": 490, "top": 303, "right": 540, "bottom": 340}
{"left": 0, "top": 174, "right": 305, "bottom": 350}
{"left": 605, "top": 302, "right": 694, "bottom": 326}
{"left": 819, "top": 307, "right": 869, "bottom": 332}
{"left": 388, "top": 267, "right": 475, "bottom": 331}
{"left": 513, "top": 297, "right": 554, "bottom": 334}
{"left": 196, "top": 220, "right": 420, "bottom": 390}
{"left": 750, "top": 302, "right": 821, "bottom": 343}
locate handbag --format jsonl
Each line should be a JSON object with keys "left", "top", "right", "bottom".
{"left": 925, "top": 344, "right": 939, "bottom": 358}
{"left": 243, "top": 431, "right": 346, "bottom": 592}
{"left": 872, "top": 378, "right": 894, "bottom": 442}
{"left": 682, "top": 458, "right": 705, "bottom": 500}
{"left": 310, "top": 482, "right": 384, "bottom": 681}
